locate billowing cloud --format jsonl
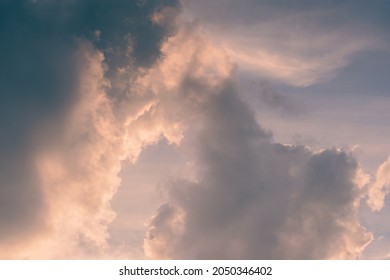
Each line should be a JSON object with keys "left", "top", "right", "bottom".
{"left": 143, "top": 22, "right": 373, "bottom": 259}
{"left": 0, "top": 0, "right": 180, "bottom": 258}
{"left": 0, "top": 0, "right": 388, "bottom": 260}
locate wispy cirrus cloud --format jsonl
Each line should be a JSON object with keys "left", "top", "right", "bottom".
{"left": 183, "top": 0, "right": 386, "bottom": 86}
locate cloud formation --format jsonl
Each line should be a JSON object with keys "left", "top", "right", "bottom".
{"left": 184, "top": 0, "right": 385, "bottom": 86}
{"left": 0, "top": 0, "right": 180, "bottom": 258}
{"left": 0, "top": 0, "right": 388, "bottom": 260}
{"left": 143, "top": 23, "right": 373, "bottom": 259}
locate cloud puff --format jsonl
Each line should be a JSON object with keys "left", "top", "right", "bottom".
{"left": 144, "top": 22, "right": 373, "bottom": 259}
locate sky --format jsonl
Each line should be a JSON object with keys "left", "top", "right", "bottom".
{"left": 0, "top": 0, "right": 389, "bottom": 259}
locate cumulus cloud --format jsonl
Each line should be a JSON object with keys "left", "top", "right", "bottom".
{"left": 0, "top": 0, "right": 387, "bottom": 260}
{"left": 0, "top": 0, "right": 180, "bottom": 258}
{"left": 143, "top": 22, "right": 373, "bottom": 259}
{"left": 0, "top": 39, "right": 134, "bottom": 259}
{"left": 33, "top": 43, "right": 124, "bottom": 258}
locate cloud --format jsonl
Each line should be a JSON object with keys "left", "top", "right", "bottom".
{"left": 0, "top": 40, "right": 128, "bottom": 259}
{"left": 34, "top": 43, "right": 124, "bottom": 258}
{"left": 183, "top": 0, "right": 385, "bottom": 86}
{"left": 0, "top": 0, "right": 387, "bottom": 260}
{"left": 0, "top": 1, "right": 82, "bottom": 257}
{"left": 367, "top": 156, "right": 390, "bottom": 212}
{"left": 239, "top": 80, "right": 305, "bottom": 117}
{"left": 143, "top": 22, "right": 373, "bottom": 259}
{"left": 0, "top": 0, "right": 180, "bottom": 258}
{"left": 124, "top": 21, "right": 233, "bottom": 150}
